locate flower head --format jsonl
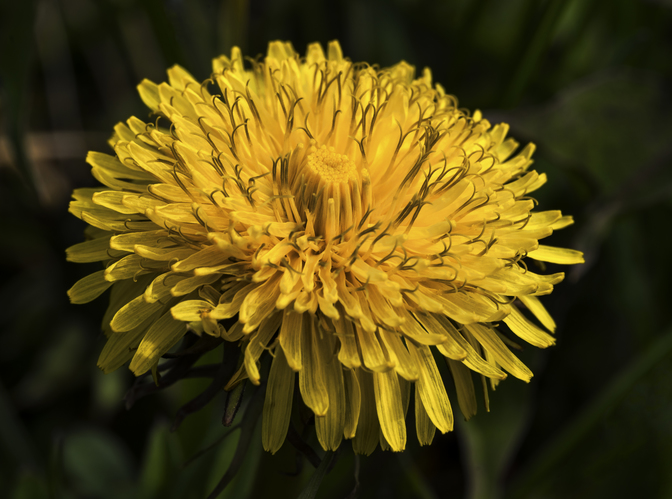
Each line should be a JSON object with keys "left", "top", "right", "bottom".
{"left": 67, "top": 40, "right": 583, "bottom": 454}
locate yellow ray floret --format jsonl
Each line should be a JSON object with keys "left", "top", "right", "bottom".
{"left": 67, "top": 40, "right": 583, "bottom": 454}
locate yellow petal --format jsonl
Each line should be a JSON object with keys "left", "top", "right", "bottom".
{"left": 92, "top": 191, "right": 139, "bottom": 215}
{"left": 92, "top": 166, "right": 150, "bottom": 193}
{"left": 335, "top": 314, "right": 361, "bottom": 370}
{"left": 414, "top": 383, "right": 436, "bottom": 446}
{"left": 105, "top": 255, "right": 148, "bottom": 282}
{"left": 167, "top": 64, "right": 198, "bottom": 91}
{"left": 335, "top": 273, "right": 363, "bottom": 319}
{"left": 550, "top": 215, "right": 574, "bottom": 230}
{"left": 366, "top": 286, "right": 403, "bottom": 328}
{"left": 244, "top": 312, "right": 282, "bottom": 384}
{"left": 66, "top": 235, "right": 119, "bottom": 263}
{"left": 211, "top": 282, "right": 255, "bottom": 319}
{"left": 224, "top": 362, "right": 248, "bottom": 391}
{"left": 464, "top": 323, "right": 533, "bottom": 382}
{"left": 86, "top": 151, "right": 154, "bottom": 180}
{"left": 222, "top": 321, "right": 244, "bottom": 342}
{"left": 504, "top": 306, "right": 555, "bottom": 348}
{"left": 379, "top": 330, "right": 418, "bottom": 381}
{"left": 398, "top": 309, "right": 447, "bottom": 345}
{"left": 414, "top": 313, "right": 466, "bottom": 360}
{"left": 101, "top": 277, "right": 151, "bottom": 334}
{"left": 379, "top": 430, "right": 391, "bottom": 452}
{"left": 527, "top": 245, "right": 584, "bottom": 265}
{"left": 68, "top": 271, "right": 112, "bottom": 304}
{"left": 144, "top": 272, "right": 184, "bottom": 303}
{"left": 170, "top": 245, "right": 226, "bottom": 273}
{"left": 109, "top": 230, "right": 170, "bottom": 252}
{"left": 315, "top": 328, "right": 345, "bottom": 451}
{"left": 170, "top": 274, "right": 220, "bottom": 297}
{"left": 355, "top": 323, "right": 389, "bottom": 372}
{"left": 278, "top": 308, "right": 303, "bottom": 371}
{"left": 373, "top": 369, "right": 406, "bottom": 452}
{"left": 137, "top": 79, "right": 160, "bottom": 112}
{"left": 134, "top": 245, "right": 194, "bottom": 262}
{"left": 81, "top": 211, "right": 152, "bottom": 232}
{"left": 519, "top": 294, "right": 556, "bottom": 332}
{"left": 111, "top": 294, "right": 163, "bottom": 333}
{"left": 299, "top": 316, "right": 329, "bottom": 416}
{"left": 399, "top": 376, "right": 411, "bottom": 417}
{"left": 526, "top": 210, "right": 562, "bottom": 229}
{"left": 407, "top": 342, "right": 453, "bottom": 434}
{"left": 239, "top": 274, "right": 282, "bottom": 333}
{"left": 98, "top": 310, "right": 162, "bottom": 373}
{"left": 343, "top": 369, "right": 361, "bottom": 439}
{"left": 262, "top": 347, "right": 295, "bottom": 454}
{"left": 439, "top": 290, "right": 499, "bottom": 323}
{"left": 434, "top": 316, "right": 507, "bottom": 380}
{"left": 170, "top": 300, "right": 213, "bottom": 322}
{"left": 447, "top": 358, "right": 477, "bottom": 421}
{"left": 352, "top": 370, "right": 379, "bottom": 456}
{"left": 328, "top": 40, "right": 343, "bottom": 61}
{"left": 129, "top": 311, "right": 188, "bottom": 375}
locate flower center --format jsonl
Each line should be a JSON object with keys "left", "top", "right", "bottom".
{"left": 307, "top": 144, "right": 357, "bottom": 184}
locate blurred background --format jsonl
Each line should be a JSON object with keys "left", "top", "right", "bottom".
{"left": 1, "top": 0, "right": 672, "bottom": 497}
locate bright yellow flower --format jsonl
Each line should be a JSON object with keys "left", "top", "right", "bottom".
{"left": 67, "top": 40, "right": 583, "bottom": 455}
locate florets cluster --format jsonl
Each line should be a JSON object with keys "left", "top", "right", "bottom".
{"left": 67, "top": 41, "right": 583, "bottom": 454}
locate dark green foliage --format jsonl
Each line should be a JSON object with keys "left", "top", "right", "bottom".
{"left": 1, "top": 0, "right": 672, "bottom": 497}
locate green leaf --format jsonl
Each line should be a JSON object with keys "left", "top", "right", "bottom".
{"left": 508, "top": 324, "right": 672, "bottom": 498}
{"left": 10, "top": 471, "right": 48, "bottom": 499}
{"left": 219, "top": 423, "right": 264, "bottom": 499}
{"left": 457, "top": 374, "right": 533, "bottom": 499}
{"left": 296, "top": 451, "right": 334, "bottom": 499}
{"left": 62, "top": 428, "right": 135, "bottom": 499}
{"left": 0, "top": 381, "right": 38, "bottom": 468}
{"left": 204, "top": 385, "right": 265, "bottom": 499}
{"left": 137, "top": 421, "right": 177, "bottom": 499}
{"left": 501, "top": 0, "right": 570, "bottom": 107}
{"left": 203, "top": 427, "right": 242, "bottom": 496}
{"left": 397, "top": 451, "right": 438, "bottom": 499}
{"left": 502, "top": 70, "right": 672, "bottom": 197}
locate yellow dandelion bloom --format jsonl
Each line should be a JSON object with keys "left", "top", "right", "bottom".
{"left": 67, "top": 40, "right": 583, "bottom": 455}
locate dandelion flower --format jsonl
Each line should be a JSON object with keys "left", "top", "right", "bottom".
{"left": 67, "top": 40, "right": 584, "bottom": 455}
